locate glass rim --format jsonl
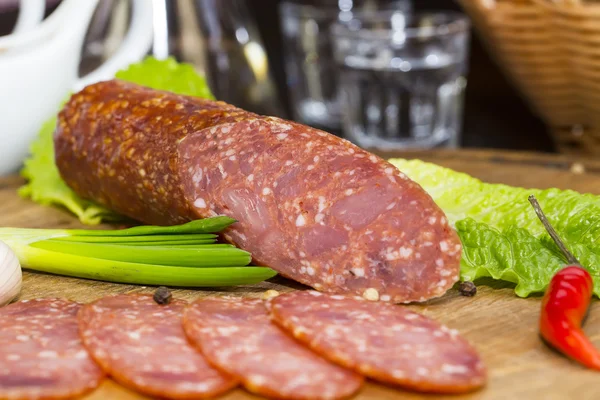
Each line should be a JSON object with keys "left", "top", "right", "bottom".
{"left": 278, "top": 1, "right": 412, "bottom": 20}
{"left": 331, "top": 11, "right": 470, "bottom": 40}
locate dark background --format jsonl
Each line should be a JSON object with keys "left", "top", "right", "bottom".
{"left": 247, "top": 0, "right": 555, "bottom": 152}
{"left": 0, "top": 0, "right": 554, "bottom": 152}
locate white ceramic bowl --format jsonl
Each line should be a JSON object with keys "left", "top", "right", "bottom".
{"left": 0, "top": 0, "right": 154, "bottom": 176}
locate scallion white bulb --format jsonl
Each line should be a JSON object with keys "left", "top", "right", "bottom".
{"left": 0, "top": 241, "right": 22, "bottom": 306}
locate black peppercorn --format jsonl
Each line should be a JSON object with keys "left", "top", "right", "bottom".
{"left": 458, "top": 281, "right": 477, "bottom": 297}
{"left": 153, "top": 286, "right": 173, "bottom": 305}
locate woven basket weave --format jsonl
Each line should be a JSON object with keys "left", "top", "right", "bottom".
{"left": 459, "top": 0, "right": 600, "bottom": 155}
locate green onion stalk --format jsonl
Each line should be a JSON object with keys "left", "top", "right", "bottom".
{"left": 0, "top": 216, "right": 276, "bottom": 286}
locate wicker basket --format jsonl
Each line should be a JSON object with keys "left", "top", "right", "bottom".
{"left": 459, "top": 0, "right": 600, "bottom": 155}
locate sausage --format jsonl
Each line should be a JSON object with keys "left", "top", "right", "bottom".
{"left": 267, "top": 291, "right": 487, "bottom": 394}
{"left": 78, "top": 294, "right": 237, "bottom": 399}
{"left": 0, "top": 299, "right": 104, "bottom": 400}
{"left": 55, "top": 80, "right": 462, "bottom": 303}
{"left": 182, "top": 296, "right": 363, "bottom": 400}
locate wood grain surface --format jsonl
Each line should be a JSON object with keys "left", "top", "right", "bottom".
{"left": 1, "top": 149, "right": 600, "bottom": 400}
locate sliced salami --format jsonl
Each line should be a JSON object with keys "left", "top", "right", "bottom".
{"left": 183, "top": 296, "right": 363, "bottom": 400}
{"left": 78, "top": 294, "right": 237, "bottom": 399}
{"left": 55, "top": 80, "right": 462, "bottom": 303}
{"left": 0, "top": 299, "right": 104, "bottom": 400}
{"left": 268, "top": 291, "right": 487, "bottom": 394}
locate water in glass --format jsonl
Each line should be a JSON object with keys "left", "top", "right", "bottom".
{"left": 333, "top": 12, "right": 470, "bottom": 150}
{"left": 279, "top": 1, "right": 412, "bottom": 130}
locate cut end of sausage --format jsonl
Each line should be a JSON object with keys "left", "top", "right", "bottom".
{"left": 178, "top": 118, "right": 461, "bottom": 303}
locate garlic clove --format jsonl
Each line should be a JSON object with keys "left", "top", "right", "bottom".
{"left": 0, "top": 241, "right": 22, "bottom": 306}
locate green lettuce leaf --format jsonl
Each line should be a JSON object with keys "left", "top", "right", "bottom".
{"left": 19, "top": 57, "right": 215, "bottom": 225}
{"left": 389, "top": 158, "right": 600, "bottom": 297}
{"left": 115, "top": 57, "right": 215, "bottom": 99}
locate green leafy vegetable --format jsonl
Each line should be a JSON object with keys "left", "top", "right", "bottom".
{"left": 19, "top": 56, "right": 215, "bottom": 224}
{"left": 115, "top": 56, "right": 215, "bottom": 99}
{"left": 1, "top": 218, "right": 276, "bottom": 287}
{"left": 30, "top": 242, "right": 250, "bottom": 269}
{"left": 64, "top": 216, "right": 233, "bottom": 236}
{"left": 19, "top": 247, "right": 274, "bottom": 287}
{"left": 389, "top": 158, "right": 600, "bottom": 297}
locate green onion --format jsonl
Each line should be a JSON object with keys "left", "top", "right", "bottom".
{"left": 0, "top": 218, "right": 277, "bottom": 287}
{"left": 19, "top": 246, "right": 274, "bottom": 286}
{"left": 65, "top": 216, "right": 236, "bottom": 236}
{"left": 49, "top": 234, "right": 218, "bottom": 244}
{"left": 31, "top": 242, "right": 251, "bottom": 268}
{"left": 119, "top": 242, "right": 231, "bottom": 247}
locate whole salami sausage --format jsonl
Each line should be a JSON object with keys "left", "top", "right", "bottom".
{"left": 78, "top": 294, "right": 237, "bottom": 399}
{"left": 0, "top": 299, "right": 104, "bottom": 400}
{"left": 267, "top": 291, "right": 487, "bottom": 394}
{"left": 182, "top": 296, "right": 363, "bottom": 400}
{"left": 55, "top": 80, "right": 462, "bottom": 303}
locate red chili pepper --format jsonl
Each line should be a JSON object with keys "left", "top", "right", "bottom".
{"left": 529, "top": 195, "right": 600, "bottom": 370}
{"left": 540, "top": 266, "right": 600, "bottom": 369}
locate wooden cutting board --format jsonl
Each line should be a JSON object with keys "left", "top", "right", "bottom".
{"left": 2, "top": 149, "right": 600, "bottom": 400}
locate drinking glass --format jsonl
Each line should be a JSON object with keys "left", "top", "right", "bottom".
{"left": 331, "top": 11, "right": 470, "bottom": 150}
{"left": 279, "top": 0, "right": 412, "bottom": 130}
